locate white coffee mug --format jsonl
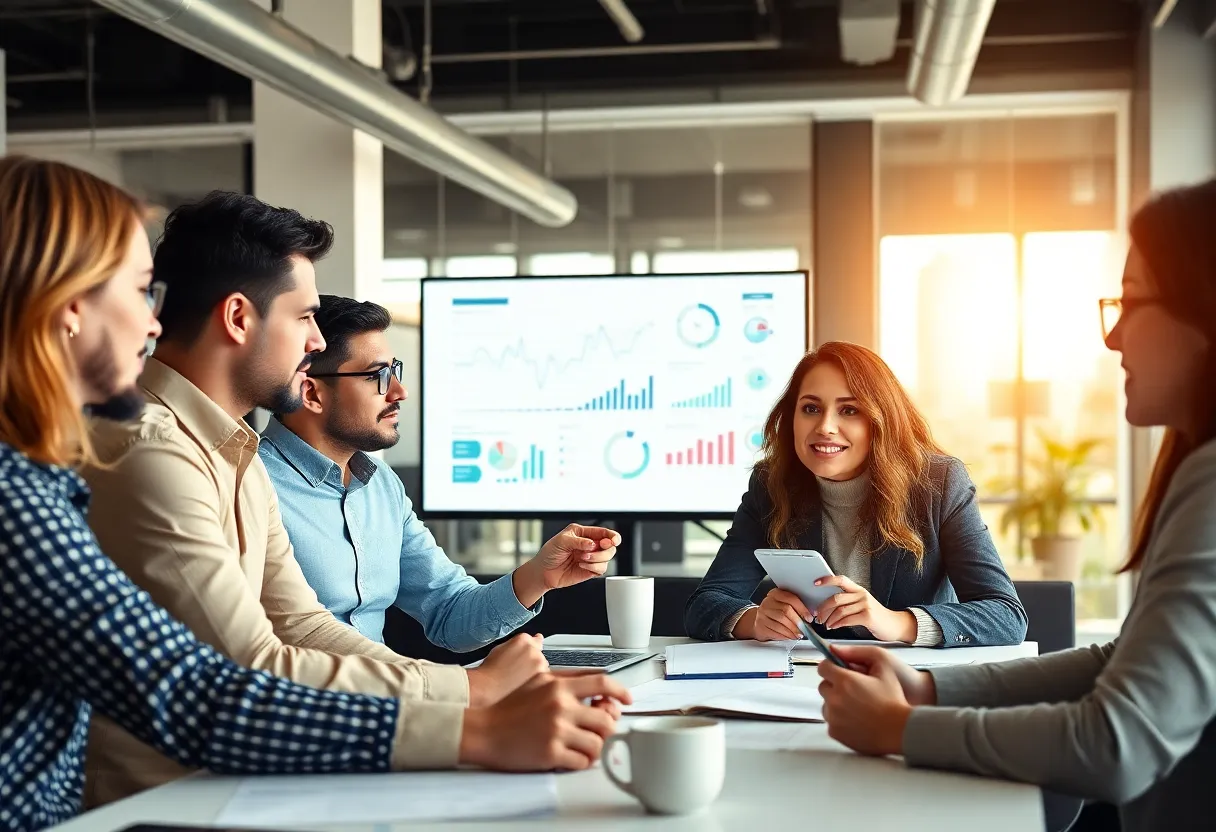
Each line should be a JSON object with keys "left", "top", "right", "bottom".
{"left": 605, "top": 575, "right": 653, "bottom": 650}
{"left": 602, "top": 716, "right": 726, "bottom": 815}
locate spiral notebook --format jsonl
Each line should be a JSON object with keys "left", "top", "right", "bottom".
{"left": 663, "top": 641, "right": 794, "bottom": 680}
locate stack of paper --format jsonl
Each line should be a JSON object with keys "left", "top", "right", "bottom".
{"left": 622, "top": 677, "right": 823, "bottom": 722}
{"left": 664, "top": 640, "right": 794, "bottom": 679}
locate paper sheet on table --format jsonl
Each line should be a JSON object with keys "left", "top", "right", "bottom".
{"left": 622, "top": 677, "right": 823, "bottom": 722}
{"left": 214, "top": 771, "right": 558, "bottom": 827}
{"left": 785, "top": 641, "right": 975, "bottom": 668}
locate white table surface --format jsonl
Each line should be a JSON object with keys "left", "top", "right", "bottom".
{"left": 53, "top": 636, "right": 1043, "bottom": 832}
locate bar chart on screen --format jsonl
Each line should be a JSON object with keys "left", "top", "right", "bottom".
{"left": 672, "top": 378, "right": 733, "bottom": 409}
{"left": 665, "top": 432, "right": 736, "bottom": 466}
{"left": 578, "top": 376, "right": 656, "bottom": 411}
{"left": 495, "top": 443, "right": 546, "bottom": 483}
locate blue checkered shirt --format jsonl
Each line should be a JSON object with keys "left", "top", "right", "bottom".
{"left": 0, "top": 441, "right": 400, "bottom": 832}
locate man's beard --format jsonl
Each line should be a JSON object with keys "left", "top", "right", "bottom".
{"left": 81, "top": 336, "right": 146, "bottom": 422}
{"left": 325, "top": 402, "right": 402, "bottom": 453}
{"left": 239, "top": 350, "right": 315, "bottom": 416}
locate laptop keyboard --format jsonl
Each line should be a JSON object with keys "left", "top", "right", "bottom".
{"left": 542, "top": 649, "right": 643, "bottom": 667}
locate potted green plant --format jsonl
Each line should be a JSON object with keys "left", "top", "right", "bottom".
{"left": 990, "top": 432, "right": 1105, "bottom": 583}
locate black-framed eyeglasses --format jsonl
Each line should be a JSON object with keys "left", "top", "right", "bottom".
{"left": 1098, "top": 296, "right": 1160, "bottom": 340}
{"left": 309, "top": 358, "right": 404, "bottom": 395}
{"left": 146, "top": 281, "right": 167, "bottom": 318}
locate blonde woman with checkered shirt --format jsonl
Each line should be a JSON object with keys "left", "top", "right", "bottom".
{"left": 0, "top": 155, "right": 630, "bottom": 832}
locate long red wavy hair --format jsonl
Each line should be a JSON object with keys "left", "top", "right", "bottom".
{"left": 759, "top": 341, "right": 946, "bottom": 564}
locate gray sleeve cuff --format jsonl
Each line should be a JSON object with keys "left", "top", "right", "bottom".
{"left": 902, "top": 706, "right": 971, "bottom": 770}
{"left": 910, "top": 606, "right": 945, "bottom": 647}
{"left": 722, "top": 605, "right": 757, "bottom": 639}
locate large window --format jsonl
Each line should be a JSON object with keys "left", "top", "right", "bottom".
{"left": 877, "top": 113, "right": 1126, "bottom": 621}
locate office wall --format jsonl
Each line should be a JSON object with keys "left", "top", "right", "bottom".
{"left": 1148, "top": 2, "right": 1216, "bottom": 191}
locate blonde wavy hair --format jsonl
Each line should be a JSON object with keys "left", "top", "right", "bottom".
{"left": 0, "top": 155, "right": 144, "bottom": 468}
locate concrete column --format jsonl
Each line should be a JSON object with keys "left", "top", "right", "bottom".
{"left": 253, "top": 0, "right": 384, "bottom": 302}
{"left": 812, "top": 120, "right": 876, "bottom": 348}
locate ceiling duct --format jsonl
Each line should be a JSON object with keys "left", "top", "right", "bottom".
{"left": 94, "top": 0, "right": 577, "bottom": 227}
{"left": 906, "top": 0, "right": 997, "bottom": 106}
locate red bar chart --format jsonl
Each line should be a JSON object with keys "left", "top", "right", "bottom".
{"left": 665, "top": 432, "right": 735, "bottom": 466}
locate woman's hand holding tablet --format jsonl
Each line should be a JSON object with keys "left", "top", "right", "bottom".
{"left": 753, "top": 549, "right": 919, "bottom": 643}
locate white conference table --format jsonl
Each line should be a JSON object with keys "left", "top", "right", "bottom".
{"left": 53, "top": 635, "right": 1043, "bottom": 832}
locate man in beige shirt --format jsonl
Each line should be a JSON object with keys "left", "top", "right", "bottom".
{"left": 82, "top": 192, "right": 623, "bottom": 805}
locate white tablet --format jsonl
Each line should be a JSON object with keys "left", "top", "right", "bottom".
{"left": 754, "top": 549, "right": 843, "bottom": 613}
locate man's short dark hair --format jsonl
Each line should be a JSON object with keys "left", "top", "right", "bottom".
{"left": 153, "top": 191, "right": 334, "bottom": 344}
{"left": 308, "top": 295, "right": 393, "bottom": 375}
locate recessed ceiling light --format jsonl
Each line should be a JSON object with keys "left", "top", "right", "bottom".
{"left": 492, "top": 241, "right": 518, "bottom": 255}
{"left": 391, "top": 228, "right": 427, "bottom": 242}
{"left": 656, "top": 237, "right": 685, "bottom": 249}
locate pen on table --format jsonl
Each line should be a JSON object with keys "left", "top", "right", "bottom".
{"left": 796, "top": 619, "right": 848, "bottom": 668}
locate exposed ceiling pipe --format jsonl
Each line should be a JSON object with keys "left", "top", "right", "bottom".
{"left": 906, "top": 0, "right": 997, "bottom": 106}
{"left": 431, "top": 37, "right": 781, "bottom": 64}
{"left": 93, "top": 0, "right": 577, "bottom": 227}
{"left": 597, "top": 0, "right": 645, "bottom": 44}
{"left": 1152, "top": 0, "right": 1181, "bottom": 28}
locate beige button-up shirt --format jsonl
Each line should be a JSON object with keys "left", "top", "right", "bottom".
{"left": 81, "top": 359, "right": 468, "bottom": 806}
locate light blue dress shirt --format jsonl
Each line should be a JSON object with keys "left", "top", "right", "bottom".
{"left": 259, "top": 418, "right": 537, "bottom": 651}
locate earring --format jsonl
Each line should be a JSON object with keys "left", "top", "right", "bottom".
{"left": 67, "top": 324, "right": 79, "bottom": 339}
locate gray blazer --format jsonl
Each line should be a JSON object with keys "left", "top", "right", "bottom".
{"left": 904, "top": 439, "right": 1216, "bottom": 831}
{"left": 684, "top": 455, "right": 1027, "bottom": 646}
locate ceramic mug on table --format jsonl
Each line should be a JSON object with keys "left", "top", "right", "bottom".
{"left": 601, "top": 716, "right": 726, "bottom": 815}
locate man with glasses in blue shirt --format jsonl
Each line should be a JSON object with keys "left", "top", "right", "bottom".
{"left": 260, "top": 295, "right": 620, "bottom": 651}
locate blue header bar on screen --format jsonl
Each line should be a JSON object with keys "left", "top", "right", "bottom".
{"left": 453, "top": 298, "right": 510, "bottom": 306}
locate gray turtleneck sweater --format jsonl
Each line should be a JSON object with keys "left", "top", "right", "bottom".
{"left": 730, "top": 469, "right": 944, "bottom": 646}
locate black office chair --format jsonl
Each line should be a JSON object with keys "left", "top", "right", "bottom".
{"left": 1012, "top": 580, "right": 1075, "bottom": 654}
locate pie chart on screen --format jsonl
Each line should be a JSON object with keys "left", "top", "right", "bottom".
{"left": 487, "top": 441, "right": 517, "bottom": 471}
{"left": 743, "top": 317, "right": 773, "bottom": 343}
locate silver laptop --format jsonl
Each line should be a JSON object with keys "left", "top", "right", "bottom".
{"left": 543, "top": 648, "right": 656, "bottom": 673}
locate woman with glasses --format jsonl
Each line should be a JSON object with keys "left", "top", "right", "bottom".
{"left": 816, "top": 179, "right": 1216, "bottom": 832}
{"left": 0, "top": 156, "right": 629, "bottom": 832}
